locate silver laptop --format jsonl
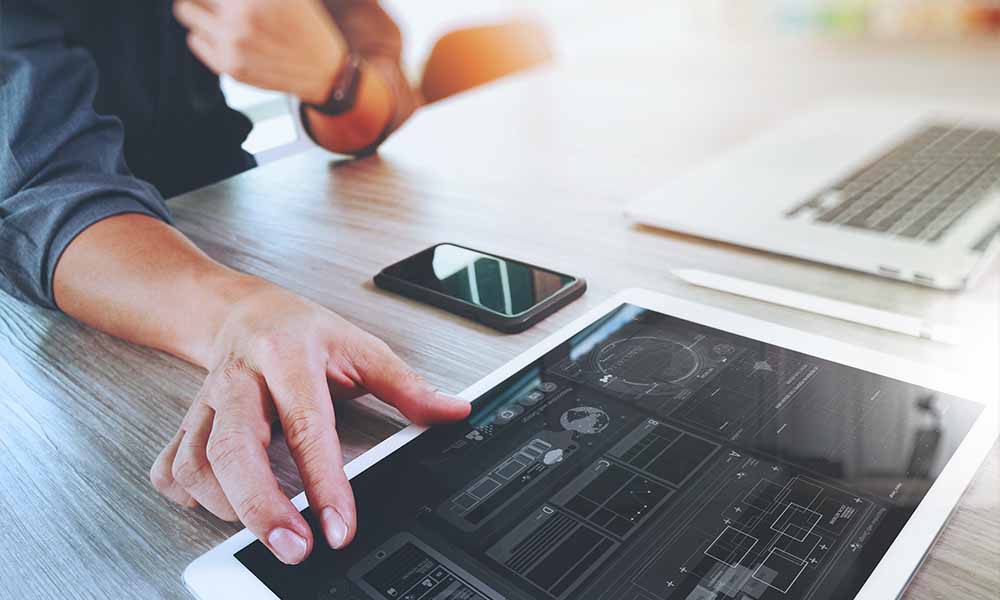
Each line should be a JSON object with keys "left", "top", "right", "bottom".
{"left": 626, "top": 98, "right": 1000, "bottom": 290}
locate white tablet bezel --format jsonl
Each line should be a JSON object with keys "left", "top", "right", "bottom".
{"left": 184, "top": 288, "right": 998, "bottom": 600}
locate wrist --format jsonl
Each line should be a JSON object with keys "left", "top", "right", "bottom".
{"left": 304, "top": 52, "right": 363, "bottom": 116}
{"left": 300, "top": 40, "right": 349, "bottom": 106}
{"left": 192, "top": 267, "right": 275, "bottom": 369}
{"left": 302, "top": 61, "right": 394, "bottom": 154}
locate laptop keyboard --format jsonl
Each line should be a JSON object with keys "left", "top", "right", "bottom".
{"left": 787, "top": 123, "right": 1000, "bottom": 242}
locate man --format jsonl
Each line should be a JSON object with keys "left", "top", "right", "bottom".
{"left": 0, "top": 0, "right": 470, "bottom": 566}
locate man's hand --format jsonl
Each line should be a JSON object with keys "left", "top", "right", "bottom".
{"left": 148, "top": 282, "right": 470, "bottom": 564}
{"left": 173, "top": 0, "right": 347, "bottom": 104}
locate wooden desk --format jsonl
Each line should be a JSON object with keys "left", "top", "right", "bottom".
{"left": 1, "top": 37, "right": 997, "bottom": 599}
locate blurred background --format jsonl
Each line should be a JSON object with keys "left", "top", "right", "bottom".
{"left": 227, "top": 0, "right": 1000, "bottom": 158}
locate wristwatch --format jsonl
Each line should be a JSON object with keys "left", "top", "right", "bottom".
{"left": 304, "top": 52, "right": 363, "bottom": 116}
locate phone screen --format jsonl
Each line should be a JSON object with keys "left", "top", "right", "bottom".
{"left": 383, "top": 244, "right": 577, "bottom": 317}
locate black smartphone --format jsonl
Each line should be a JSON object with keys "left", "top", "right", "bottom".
{"left": 374, "top": 243, "right": 586, "bottom": 333}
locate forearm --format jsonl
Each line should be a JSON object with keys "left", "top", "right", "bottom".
{"left": 53, "top": 214, "right": 267, "bottom": 368}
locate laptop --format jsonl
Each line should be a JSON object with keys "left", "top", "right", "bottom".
{"left": 626, "top": 98, "right": 1000, "bottom": 290}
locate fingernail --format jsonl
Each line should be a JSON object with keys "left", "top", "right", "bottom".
{"left": 438, "top": 392, "right": 471, "bottom": 414}
{"left": 435, "top": 391, "right": 467, "bottom": 406}
{"left": 322, "top": 506, "right": 349, "bottom": 549}
{"left": 267, "top": 527, "right": 309, "bottom": 564}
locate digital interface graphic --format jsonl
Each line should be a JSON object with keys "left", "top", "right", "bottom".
{"left": 237, "top": 304, "right": 982, "bottom": 600}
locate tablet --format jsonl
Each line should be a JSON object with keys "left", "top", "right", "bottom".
{"left": 185, "top": 289, "right": 997, "bottom": 600}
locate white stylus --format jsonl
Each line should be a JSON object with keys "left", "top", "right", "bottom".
{"left": 672, "top": 269, "right": 961, "bottom": 345}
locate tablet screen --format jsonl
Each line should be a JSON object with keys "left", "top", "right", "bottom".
{"left": 236, "top": 303, "right": 982, "bottom": 600}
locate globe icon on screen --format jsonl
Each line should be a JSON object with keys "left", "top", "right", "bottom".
{"left": 560, "top": 407, "right": 611, "bottom": 435}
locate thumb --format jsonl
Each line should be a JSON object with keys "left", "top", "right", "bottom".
{"left": 337, "top": 335, "right": 471, "bottom": 424}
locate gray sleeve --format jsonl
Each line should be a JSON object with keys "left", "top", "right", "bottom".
{"left": 0, "top": 1, "right": 173, "bottom": 309}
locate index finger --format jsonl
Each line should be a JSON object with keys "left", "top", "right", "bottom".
{"left": 206, "top": 368, "right": 313, "bottom": 565}
{"left": 337, "top": 334, "right": 471, "bottom": 425}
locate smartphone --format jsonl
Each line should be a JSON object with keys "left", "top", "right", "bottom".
{"left": 374, "top": 243, "right": 586, "bottom": 333}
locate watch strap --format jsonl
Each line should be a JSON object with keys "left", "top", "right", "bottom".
{"left": 305, "top": 52, "right": 363, "bottom": 116}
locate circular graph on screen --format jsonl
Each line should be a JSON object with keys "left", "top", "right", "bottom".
{"left": 592, "top": 336, "right": 701, "bottom": 396}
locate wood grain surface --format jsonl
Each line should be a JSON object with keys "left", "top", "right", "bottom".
{"left": 1, "top": 36, "right": 998, "bottom": 599}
